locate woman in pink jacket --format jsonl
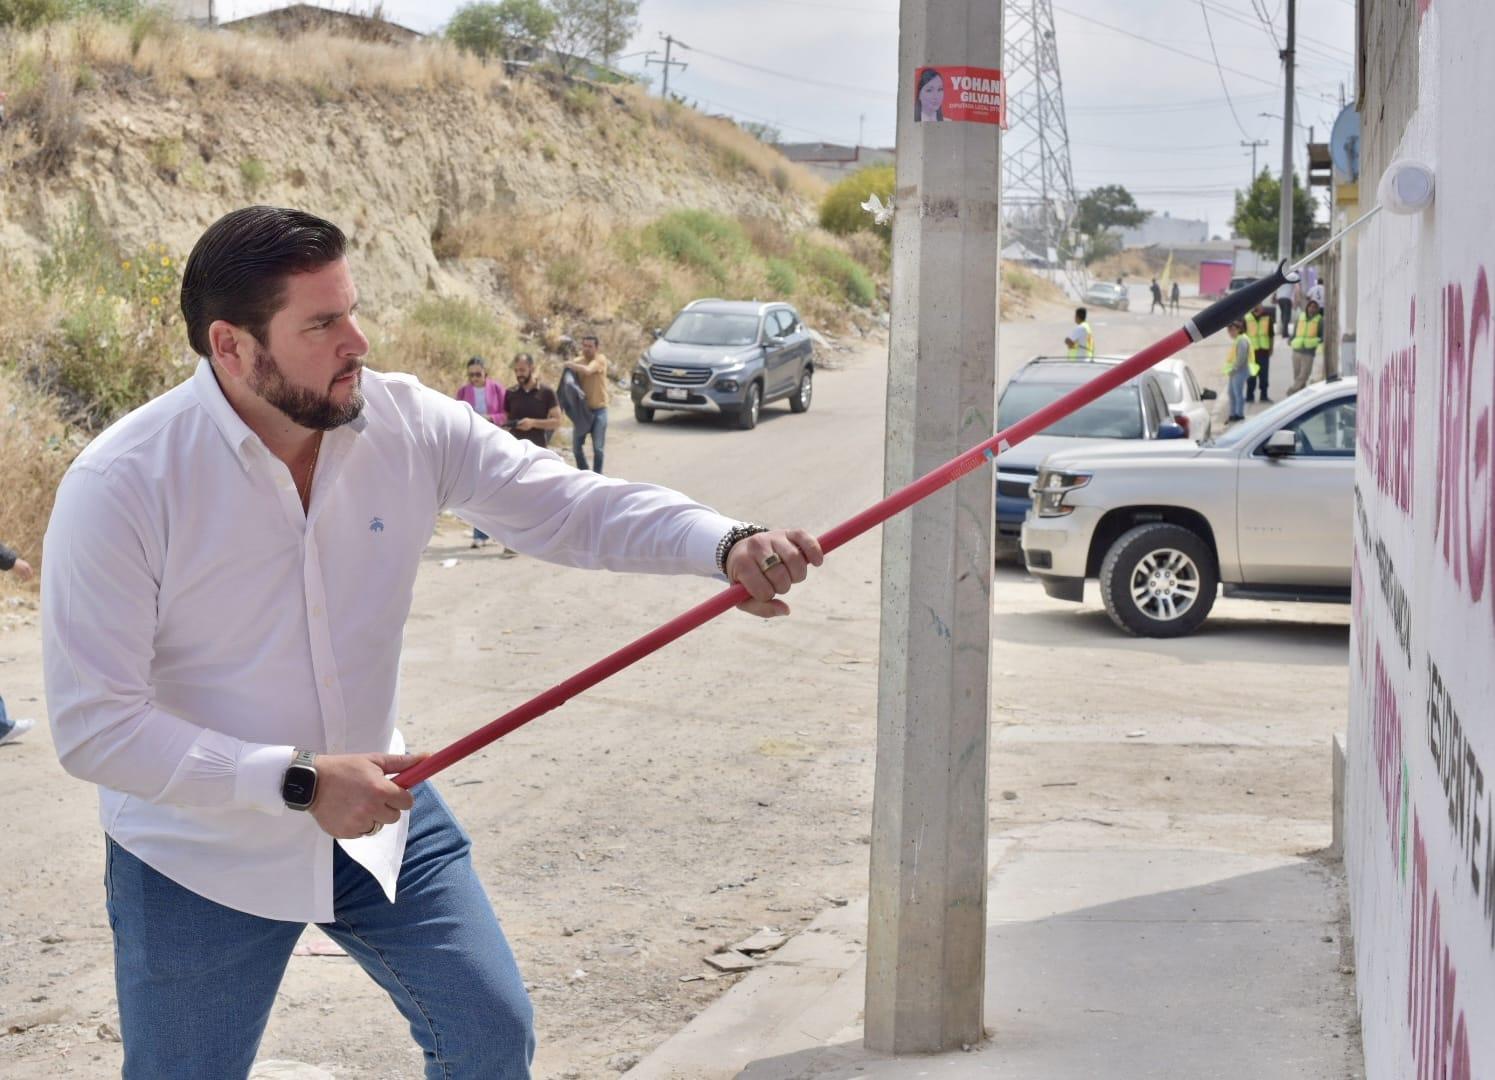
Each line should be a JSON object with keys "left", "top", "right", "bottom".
{"left": 454, "top": 357, "right": 508, "bottom": 549}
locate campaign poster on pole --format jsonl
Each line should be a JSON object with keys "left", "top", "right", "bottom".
{"left": 913, "top": 66, "right": 1007, "bottom": 127}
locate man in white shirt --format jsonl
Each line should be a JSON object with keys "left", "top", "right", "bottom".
{"left": 42, "top": 206, "right": 821, "bottom": 1079}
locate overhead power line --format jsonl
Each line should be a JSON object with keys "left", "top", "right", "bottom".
{"left": 1197, "top": 0, "right": 1352, "bottom": 64}
{"left": 1069, "top": 88, "right": 1283, "bottom": 114}
{"left": 1199, "top": 0, "right": 1250, "bottom": 137}
{"left": 673, "top": 41, "right": 895, "bottom": 100}
{"left": 1053, "top": 5, "right": 1278, "bottom": 89}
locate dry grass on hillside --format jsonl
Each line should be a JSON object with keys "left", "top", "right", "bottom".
{"left": 0, "top": 13, "right": 504, "bottom": 97}
{"left": 0, "top": 371, "right": 73, "bottom": 594}
{"left": 0, "top": 15, "right": 823, "bottom": 200}
{"left": 445, "top": 207, "right": 884, "bottom": 355}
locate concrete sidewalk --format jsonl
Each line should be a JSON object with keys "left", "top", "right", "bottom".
{"left": 633, "top": 828, "right": 1362, "bottom": 1079}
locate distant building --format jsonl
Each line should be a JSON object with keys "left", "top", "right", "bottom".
{"left": 1118, "top": 211, "right": 1208, "bottom": 249}
{"left": 776, "top": 143, "right": 895, "bottom": 183}
{"left": 221, "top": 4, "right": 423, "bottom": 44}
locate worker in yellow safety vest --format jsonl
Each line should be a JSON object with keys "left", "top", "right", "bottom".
{"left": 1064, "top": 307, "right": 1095, "bottom": 359}
{"left": 1244, "top": 302, "right": 1275, "bottom": 403}
{"left": 1288, "top": 299, "right": 1333, "bottom": 394}
{"left": 1222, "top": 319, "right": 1252, "bottom": 422}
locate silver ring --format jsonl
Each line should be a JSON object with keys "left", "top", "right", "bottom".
{"left": 760, "top": 553, "right": 783, "bottom": 574}
{"left": 364, "top": 822, "right": 383, "bottom": 837}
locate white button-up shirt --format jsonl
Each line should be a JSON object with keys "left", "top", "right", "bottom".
{"left": 42, "top": 361, "right": 738, "bottom": 922}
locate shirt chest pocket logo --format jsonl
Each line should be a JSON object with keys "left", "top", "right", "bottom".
{"left": 369, "top": 517, "right": 385, "bottom": 533}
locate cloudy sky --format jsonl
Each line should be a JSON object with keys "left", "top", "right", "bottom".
{"left": 215, "top": 0, "right": 1358, "bottom": 234}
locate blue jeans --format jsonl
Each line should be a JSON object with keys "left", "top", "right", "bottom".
{"left": 0, "top": 694, "right": 11, "bottom": 739}
{"left": 572, "top": 406, "right": 607, "bottom": 474}
{"left": 105, "top": 784, "right": 534, "bottom": 1079}
{"left": 1228, "top": 366, "right": 1249, "bottom": 418}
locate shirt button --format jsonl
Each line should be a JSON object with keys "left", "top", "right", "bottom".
{"left": 311, "top": 605, "right": 323, "bottom": 617}
{"left": 323, "top": 676, "right": 334, "bottom": 688}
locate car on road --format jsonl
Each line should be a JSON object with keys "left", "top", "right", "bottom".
{"left": 1021, "top": 378, "right": 1357, "bottom": 636}
{"left": 1227, "top": 275, "right": 1260, "bottom": 293}
{"left": 629, "top": 300, "right": 814, "bottom": 430}
{"left": 994, "top": 357, "right": 1191, "bottom": 556}
{"left": 1083, "top": 281, "right": 1130, "bottom": 311}
{"left": 1149, "top": 356, "right": 1217, "bottom": 442}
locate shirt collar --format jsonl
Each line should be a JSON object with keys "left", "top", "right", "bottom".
{"left": 192, "top": 359, "right": 259, "bottom": 471}
{"left": 191, "top": 359, "right": 371, "bottom": 472}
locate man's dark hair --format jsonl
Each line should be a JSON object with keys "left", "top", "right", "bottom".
{"left": 581, "top": 334, "right": 599, "bottom": 345}
{"left": 513, "top": 352, "right": 534, "bottom": 365}
{"left": 181, "top": 206, "right": 347, "bottom": 358}
{"left": 1075, "top": 307, "right": 1087, "bottom": 321}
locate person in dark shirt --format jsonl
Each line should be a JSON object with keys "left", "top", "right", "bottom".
{"left": 505, "top": 352, "right": 561, "bottom": 449}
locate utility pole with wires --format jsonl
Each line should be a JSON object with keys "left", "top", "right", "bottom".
{"left": 1277, "top": 0, "right": 1296, "bottom": 261}
{"left": 646, "top": 34, "right": 687, "bottom": 99}
{"left": 866, "top": 0, "right": 1000, "bottom": 1055}
{"left": 1241, "top": 138, "right": 1268, "bottom": 185}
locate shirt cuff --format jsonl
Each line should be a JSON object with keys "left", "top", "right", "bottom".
{"left": 235, "top": 743, "right": 297, "bottom": 816}
{"left": 690, "top": 514, "right": 745, "bottom": 578}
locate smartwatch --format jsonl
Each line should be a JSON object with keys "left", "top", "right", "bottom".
{"left": 281, "top": 749, "right": 319, "bottom": 811}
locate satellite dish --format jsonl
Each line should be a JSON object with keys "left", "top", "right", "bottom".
{"left": 1330, "top": 105, "right": 1361, "bottom": 182}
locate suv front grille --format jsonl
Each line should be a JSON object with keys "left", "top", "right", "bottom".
{"left": 649, "top": 364, "right": 712, "bottom": 387}
{"left": 996, "top": 470, "right": 1037, "bottom": 499}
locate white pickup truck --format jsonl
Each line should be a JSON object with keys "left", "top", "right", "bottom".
{"left": 1020, "top": 379, "right": 1357, "bottom": 636}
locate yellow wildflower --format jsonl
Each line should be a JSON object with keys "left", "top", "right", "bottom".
{"left": 121, "top": 260, "right": 131, "bottom": 270}
{"left": 161, "top": 256, "right": 171, "bottom": 267}
{"left": 151, "top": 296, "right": 161, "bottom": 306}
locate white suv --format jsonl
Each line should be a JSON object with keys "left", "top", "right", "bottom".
{"left": 1020, "top": 379, "right": 1357, "bottom": 636}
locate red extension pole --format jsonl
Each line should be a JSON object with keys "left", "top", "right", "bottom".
{"left": 393, "top": 271, "right": 1289, "bottom": 790}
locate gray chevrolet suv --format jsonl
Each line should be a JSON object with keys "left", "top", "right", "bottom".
{"left": 630, "top": 300, "right": 814, "bottom": 430}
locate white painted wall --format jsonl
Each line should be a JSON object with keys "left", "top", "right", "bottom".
{"left": 1348, "top": 3, "right": 1494, "bottom": 1077}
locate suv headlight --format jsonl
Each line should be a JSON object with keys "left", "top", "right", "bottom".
{"left": 1033, "top": 469, "right": 1092, "bottom": 517}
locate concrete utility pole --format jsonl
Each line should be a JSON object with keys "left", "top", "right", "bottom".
{"left": 646, "top": 33, "right": 687, "bottom": 99}
{"left": 1277, "top": 0, "right": 1297, "bottom": 261}
{"left": 1242, "top": 138, "right": 1268, "bottom": 187}
{"left": 865, "top": 0, "right": 1000, "bottom": 1055}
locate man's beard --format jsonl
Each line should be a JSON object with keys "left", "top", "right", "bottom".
{"left": 250, "top": 345, "right": 364, "bottom": 431}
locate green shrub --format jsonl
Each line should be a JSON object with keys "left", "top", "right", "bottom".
{"left": 646, "top": 214, "right": 727, "bottom": 284}
{"left": 148, "top": 136, "right": 184, "bottom": 176}
{"left": 239, "top": 158, "right": 268, "bottom": 191}
{"left": 803, "top": 244, "right": 876, "bottom": 307}
{"left": 0, "top": 0, "right": 67, "bottom": 29}
{"left": 544, "top": 252, "right": 585, "bottom": 300}
{"left": 819, "top": 164, "right": 894, "bottom": 238}
{"left": 389, "top": 297, "right": 515, "bottom": 392}
{"left": 53, "top": 294, "right": 180, "bottom": 425}
{"left": 765, "top": 258, "right": 797, "bottom": 296}
{"left": 33, "top": 208, "right": 184, "bottom": 425}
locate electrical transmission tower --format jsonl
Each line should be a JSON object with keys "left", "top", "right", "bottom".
{"left": 1002, "top": 0, "right": 1083, "bottom": 295}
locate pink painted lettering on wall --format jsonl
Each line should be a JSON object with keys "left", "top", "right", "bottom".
{"left": 1407, "top": 813, "right": 1474, "bottom": 1080}
{"left": 1373, "top": 641, "right": 1404, "bottom": 861}
{"left": 1373, "top": 300, "right": 1416, "bottom": 515}
{"left": 1433, "top": 269, "right": 1494, "bottom": 610}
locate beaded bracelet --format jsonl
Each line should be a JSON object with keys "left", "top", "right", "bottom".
{"left": 715, "top": 523, "right": 770, "bottom": 576}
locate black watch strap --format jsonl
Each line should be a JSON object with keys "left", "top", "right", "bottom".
{"left": 281, "top": 748, "right": 319, "bottom": 811}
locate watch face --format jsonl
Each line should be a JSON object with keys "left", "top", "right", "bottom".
{"left": 282, "top": 765, "right": 317, "bottom": 808}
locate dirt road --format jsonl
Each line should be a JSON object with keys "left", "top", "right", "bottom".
{"left": 0, "top": 304, "right": 1353, "bottom": 1078}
